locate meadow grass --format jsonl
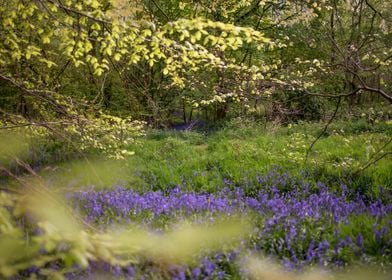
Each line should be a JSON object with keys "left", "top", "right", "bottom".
{"left": 125, "top": 120, "right": 392, "bottom": 193}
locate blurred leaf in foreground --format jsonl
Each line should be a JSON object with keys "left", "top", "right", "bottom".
{"left": 42, "top": 158, "right": 130, "bottom": 189}
{"left": 107, "top": 217, "right": 251, "bottom": 264}
{"left": 0, "top": 132, "right": 29, "bottom": 166}
{"left": 22, "top": 186, "right": 82, "bottom": 235}
{"left": 244, "top": 255, "right": 391, "bottom": 280}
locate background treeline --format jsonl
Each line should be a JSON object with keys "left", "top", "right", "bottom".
{"left": 0, "top": 0, "right": 391, "bottom": 131}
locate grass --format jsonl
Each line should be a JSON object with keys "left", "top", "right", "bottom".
{"left": 123, "top": 119, "right": 392, "bottom": 193}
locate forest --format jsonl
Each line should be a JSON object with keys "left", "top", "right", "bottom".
{"left": 0, "top": 0, "right": 391, "bottom": 279}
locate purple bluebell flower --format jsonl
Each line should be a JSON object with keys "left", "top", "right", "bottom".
{"left": 66, "top": 169, "right": 392, "bottom": 276}
{"left": 356, "top": 234, "right": 364, "bottom": 248}
{"left": 191, "top": 267, "right": 201, "bottom": 278}
{"left": 203, "top": 258, "right": 216, "bottom": 276}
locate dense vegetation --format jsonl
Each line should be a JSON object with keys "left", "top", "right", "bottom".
{"left": 0, "top": 0, "right": 391, "bottom": 279}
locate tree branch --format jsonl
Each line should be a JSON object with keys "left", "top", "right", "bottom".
{"left": 305, "top": 96, "right": 342, "bottom": 163}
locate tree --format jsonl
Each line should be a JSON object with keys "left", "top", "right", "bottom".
{"left": 0, "top": 0, "right": 275, "bottom": 154}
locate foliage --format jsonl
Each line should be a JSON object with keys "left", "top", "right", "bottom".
{"left": 0, "top": 115, "right": 144, "bottom": 163}
{"left": 0, "top": 0, "right": 279, "bottom": 126}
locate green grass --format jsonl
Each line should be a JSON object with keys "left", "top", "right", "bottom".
{"left": 124, "top": 119, "right": 392, "bottom": 192}
{"left": 10, "top": 119, "right": 389, "bottom": 193}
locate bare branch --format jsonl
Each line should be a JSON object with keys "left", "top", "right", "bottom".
{"left": 354, "top": 151, "right": 392, "bottom": 175}
{"left": 305, "top": 97, "right": 342, "bottom": 163}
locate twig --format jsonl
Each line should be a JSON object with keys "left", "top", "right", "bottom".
{"left": 354, "top": 137, "right": 392, "bottom": 175}
{"left": 43, "top": 0, "right": 110, "bottom": 24}
{"left": 354, "top": 152, "right": 392, "bottom": 175}
{"left": 150, "top": 0, "right": 170, "bottom": 21}
{"left": 305, "top": 96, "right": 342, "bottom": 163}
